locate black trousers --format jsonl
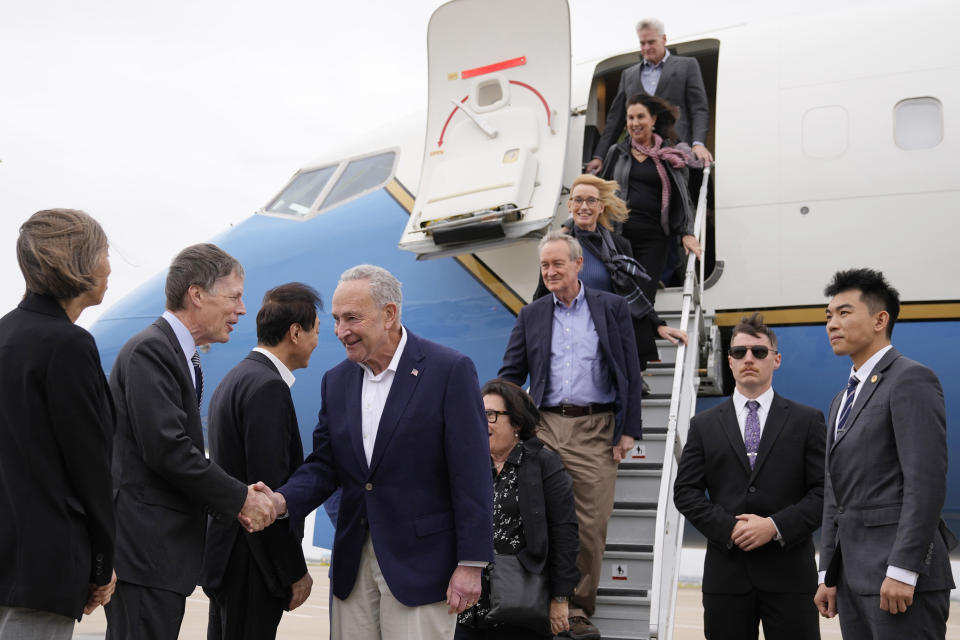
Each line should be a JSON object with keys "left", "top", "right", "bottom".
{"left": 702, "top": 590, "right": 820, "bottom": 640}
{"left": 206, "top": 537, "right": 287, "bottom": 640}
{"left": 621, "top": 215, "right": 670, "bottom": 305}
{"left": 104, "top": 581, "right": 186, "bottom": 640}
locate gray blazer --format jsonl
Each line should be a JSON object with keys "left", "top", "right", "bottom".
{"left": 593, "top": 54, "right": 710, "bottom": 159}
{"left": 819, "top": 347, "right": 957, "bottom": 596}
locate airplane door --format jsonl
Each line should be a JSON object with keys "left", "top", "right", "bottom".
{"left": 399, "top": 0, "right": 571, "bottom": 259}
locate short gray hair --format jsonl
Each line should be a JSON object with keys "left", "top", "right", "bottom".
{"left": 165, "top": 243, "right": 244, "bottom": 311}
{"left": 538, "top": 231, "right": 582, "bottom": 262}
{"left": 636, "top": 18, "right": 665, "bottom": 36}
{"left": 339, "top": 264, "right": 403, "bottom": 318}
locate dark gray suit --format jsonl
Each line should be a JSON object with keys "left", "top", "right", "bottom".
{"left": 593, "top": 53, "right": 710, "bottom": 159}
{"left": 107, "top": 317, "right": 247, "bottom": 639}
{"left": 820, "top": 347, "right": 956, "bottom": 639}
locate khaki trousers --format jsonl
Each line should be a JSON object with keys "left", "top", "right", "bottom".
{"left": 332, "top": 536, "right": 455, "bottom": 640}
{"left": 536, "top": 410, "right": 618, "bottom": 617}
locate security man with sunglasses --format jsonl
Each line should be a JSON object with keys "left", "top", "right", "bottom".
{"left": 674, "top": 312, "right": 826, "bottom": 640}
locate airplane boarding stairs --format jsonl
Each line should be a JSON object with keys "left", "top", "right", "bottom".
{"left": 592, "top": 166, "right": 720, "bottom": 640}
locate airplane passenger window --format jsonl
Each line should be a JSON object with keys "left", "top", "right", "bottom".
{"left": 894, "top": 97, "right": 943, "bottom": 150}
{"left": 265, "top": 165, "right": 337, "bottom": 215}
{"left": 319, "top": 151, "right": 397, "bottom": 210}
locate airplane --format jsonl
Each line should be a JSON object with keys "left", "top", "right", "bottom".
{"left": 89, "top": 0, "right": 960, "bottom": 634}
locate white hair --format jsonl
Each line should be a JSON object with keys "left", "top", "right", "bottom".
{"left": 635, "top": 18, "right": 665, "bottom": 36}
{"left": 538, "top": 231, "right": 582, "bottom": 261}
{"left": 339, "top": 264, "right": 402, "bottom": 318}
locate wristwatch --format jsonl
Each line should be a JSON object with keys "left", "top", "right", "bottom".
{"left": 553, "top": 596, "right": 569, "bottom": 603}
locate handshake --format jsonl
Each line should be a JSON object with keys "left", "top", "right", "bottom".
{"left": 237, "top": 481, "right": 287, "bottom": 533}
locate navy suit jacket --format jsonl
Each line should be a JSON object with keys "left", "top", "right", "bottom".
{"left": 279, "top": 330, "right": 494, "bottom": 606}
{"left": 498, "top": 286, "right": 643, "bottom": 442}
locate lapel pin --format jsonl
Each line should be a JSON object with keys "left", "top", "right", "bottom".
{"left": 411, "top": 368, "right": 419, "bottom": 377}
{"left": 871, "top": 374, "right": 878, "bottom": 383}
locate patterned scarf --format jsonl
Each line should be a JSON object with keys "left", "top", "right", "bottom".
{"left": 630, "top": 133, "right": 689, "bottom": 235}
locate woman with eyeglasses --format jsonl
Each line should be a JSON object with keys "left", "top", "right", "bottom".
{"left": 456, "top": 379, "right": 579, "bottom": 640}
{"left": 600, "top": 93, "right": 703, "bottom": 301}
{"left": 534, "top": 173, "right": 687, "bottom": 376}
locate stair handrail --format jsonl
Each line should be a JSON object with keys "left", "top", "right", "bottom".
{"left": 648, "top": 163, "right": 711, "bottom": 639}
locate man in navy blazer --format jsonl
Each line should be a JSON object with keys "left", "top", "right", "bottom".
{"left": 271, "top": 265, "right": 493, "bottom": 640}
{"left": 499, "top": 231, "right": 642, "bottom": 638}
{"left": 815, "top": 269, "right": 956, "bottom": 639}
{"left": 586, "top": 17, "right": 713, "bottom": 174}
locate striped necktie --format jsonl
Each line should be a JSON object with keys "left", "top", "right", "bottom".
{"left": 835, "top": 375, "right": 860, "bottom": 439}
{"left": 191, "top": 350, "right": 203, "bottom": 409}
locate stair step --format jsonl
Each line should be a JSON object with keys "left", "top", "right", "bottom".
{"left": 620, "top": 432, "right": 665, "bottom": 465}
{"left": 642, "top": 367, "right": 677, "bottom": 396}
{"left": 595, "top": 592, "right": 652, "bottom": 640}
{"left": 607, "top": 507, "right": 656, "bottom": 548}
{"left": 600, "top": 550, "right": 653, "bottom": 590}
{"left": 651, "top": 339, "right": 679, "bottom": 366}
{"left": 614, "top": 468, "right": 662, "bottom": 503}
{"left": 638, "top": 399, "right": 670, "bottom": 430}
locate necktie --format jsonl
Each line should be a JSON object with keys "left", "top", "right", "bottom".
{"left": 191, "top": 350, "right": 203, "bottom": 409}
{"left": 744, "top": 400, "right": 761, "bottom": 469}
{"left": 835, "top": 375, "right": 860, "bottom": 439}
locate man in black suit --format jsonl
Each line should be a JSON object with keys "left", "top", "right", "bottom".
{"left": 201, "top": 282, "right": 322, "bottom": 639}
{"left": 674, "top": 313, "right": 825, "bottom": 640}
{"left": 499, "top": 231, "right": 643, "bottom": 640}
{"left": 586, "top": 17, "right": 713, "bottom": 174}
{"left": 815, "top": 269, "right": 956, "bottom": 639}
{"left": 106, "top": 244, "right": 277, "bottom": 640}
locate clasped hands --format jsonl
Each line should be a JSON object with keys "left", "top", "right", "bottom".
{"left": 238, "top": 481, "right": 286, "bottom": 532}
{"left": 729, "top": 513, "right": 777, "bottom": 551}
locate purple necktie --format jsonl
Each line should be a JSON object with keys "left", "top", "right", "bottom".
{"left": 745, "top": 400, "right": 761, "bottom": 469}
{"left": 191, "top": 350, "right": 203, "bottom": 409}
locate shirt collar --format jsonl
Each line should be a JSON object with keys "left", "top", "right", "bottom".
{"left": 643, "top": 50, "right": 670, "bottom": 68}
{"left": 552, "top": 280, "right": 585, "bottom": 309}
{"left": 252, "top": 347, "right": 296, "bottom": 388}
{"left": 361, "top": 325, "right": 407, "bottom": 381}
{"left": 732, "top": 386, "right": 775, "bottom": 414}
{"left": 162, "top": 310, "right": 197, "bottom": 358}
{"left": 850, "top": 344, "right": 893, "bottom": 383}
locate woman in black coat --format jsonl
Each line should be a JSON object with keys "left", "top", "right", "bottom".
{"left": 600, "top": 93, "right": 702, "bottom": 301}
{"left": 533, "top": 173, "right": 687, "bottom": 371}
{"left": 0, "top": 209, "right": 116, "bottom": 637}
{"left": 456, "top": 379, "right": 579, "bottom": 640}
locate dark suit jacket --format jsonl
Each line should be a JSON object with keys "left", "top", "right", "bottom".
{"left": 110, "top": 317, "right": 247, "bottom": 596}
{"left": 0, "top": 294, "right": 115, "bottom": 619}
{"left": 516, "top": 438, "right": 580, "bottom": 598}
{"left": 200, "top": 351, "right": 307, "bottom": 601}
{"left": 674, "top": 393, "right": 825, "bottom": 594}
{"left": 593, "top": 53, "right": 710, "bottom": 159}
{"left": 498, "top": 286, "right": 643, "bottom": 442}
{"left": 820, "top": 347, "right": 957, "bottom": 595}
{"left": 279, "top": 330, "right": 494, "bottom": 607}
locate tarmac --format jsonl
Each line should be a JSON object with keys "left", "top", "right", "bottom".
{"left": 73, "top": 562, "right": 960, "bottom": 639}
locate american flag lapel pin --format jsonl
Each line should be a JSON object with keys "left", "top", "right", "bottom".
{"left": 411, "top": 368, "right": 419, "bottom": 377}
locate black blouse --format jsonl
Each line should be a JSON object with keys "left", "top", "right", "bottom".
{"left": 625, "top": 156, "right": 662, "bottom": 222}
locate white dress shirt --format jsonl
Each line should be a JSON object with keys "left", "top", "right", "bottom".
{"left": 359, "top": 327, "right": 407, "bottom": 466}
{"left": 819, "top": 344, "right": 914, "bottom": 586}
{"left": 732, "top": 386, "right": 782, "bottom": 541}
{"left": 252, "top": 346, "right": 296, "bottom": 388}
{"left": 162, "top": 310, "right": 198, "bottom": 389}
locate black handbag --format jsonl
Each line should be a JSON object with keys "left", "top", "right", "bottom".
{"left": 485, "top": 553, "right": 551, "bottom": 633}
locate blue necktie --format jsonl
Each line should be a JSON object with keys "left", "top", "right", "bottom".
{"left": 744, "top": 400, "right": 761, "bottom": 469}
{"left": 835, "top": 375, "right": 860, "bottom": 439}
{"left": 191, "top": 350, "right": 203, "bottom": 409}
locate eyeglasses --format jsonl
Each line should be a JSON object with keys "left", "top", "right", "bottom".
{"left": 569, "top": 196, "right": 600, "bottom": 207}
{"left": 729, "top": 346, "right": 778, "bottom": 359}
{"left": 485, "top": 410, "right": 510, "bottom": 423}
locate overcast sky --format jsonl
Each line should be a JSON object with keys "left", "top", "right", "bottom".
{"left": 0, "top": 0, "right": 882, "bottom": 327}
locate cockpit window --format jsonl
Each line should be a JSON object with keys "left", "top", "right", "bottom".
{"left": 264, "top": 165, "right": 337, "bottom": 215}
{"left": 259, "top": 149, "right": 398, "bottom": 221}
{"left": 320, "top": 152, "right": 397, "bottom": 210}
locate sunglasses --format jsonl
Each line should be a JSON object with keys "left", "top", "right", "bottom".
{"left": 728, "top": 345, "right": 778, "bottom": 359}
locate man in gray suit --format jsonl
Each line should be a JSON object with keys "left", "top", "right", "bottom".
{"left": 586, "top": 17, "right": 713, "bottom": 174}
{"left": 814, "top": 268, "right": 957, "bottom": 639}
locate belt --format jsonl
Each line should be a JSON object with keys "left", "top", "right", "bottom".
{"left": 541, "top": 403, "right": 615, "bottom": 418}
